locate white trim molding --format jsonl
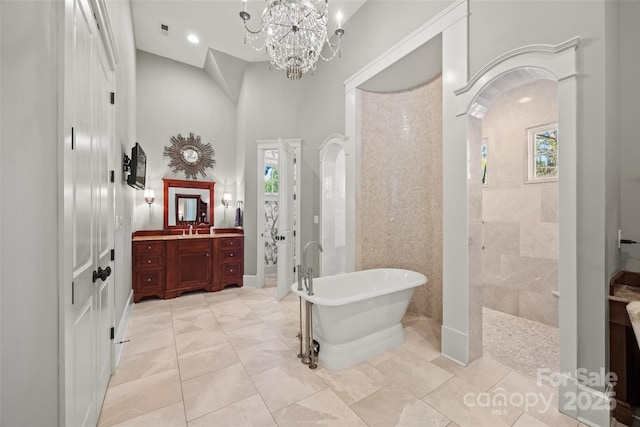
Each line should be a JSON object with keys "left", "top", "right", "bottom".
{"left": 343, "top": 0, "right": 469, "bottom": 275}
{"left": 449, "top": 37, "right": 581, "bottom": 422}
{"left": 343, "top": 0, "right": 468, "bottom": 92}
{"left": 113, "top": 290, "right": 133, "bottom": 368}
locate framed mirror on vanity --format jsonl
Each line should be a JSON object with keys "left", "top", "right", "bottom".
{"left": 163, "top": 178, "right": 215, "bottom": 229}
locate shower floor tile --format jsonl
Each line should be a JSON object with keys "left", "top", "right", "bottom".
{"left": 482, "top": 307, "right": 560, "bottom": 379}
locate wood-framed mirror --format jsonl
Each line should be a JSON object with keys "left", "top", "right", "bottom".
{"left": 163, "top": 178, "right": 215, "bottom": 229}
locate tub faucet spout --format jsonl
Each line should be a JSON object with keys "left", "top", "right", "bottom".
{"left": 302, "top": 241, "right": 323, "bottom": 296}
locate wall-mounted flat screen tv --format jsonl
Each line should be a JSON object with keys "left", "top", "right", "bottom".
{"left": 127, "top": 142, "right": 146, "bottom": 190}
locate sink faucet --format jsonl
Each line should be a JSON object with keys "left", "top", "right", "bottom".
{"left": 299, "top": 241, "right": 323, "bottom": 296}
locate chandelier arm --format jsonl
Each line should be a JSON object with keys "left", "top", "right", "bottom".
{"left": 243, "top": 20, "right": 262, "bottom": 35}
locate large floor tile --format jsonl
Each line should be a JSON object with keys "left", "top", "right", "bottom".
{"left": 491, "top": 371, "right": 578, "bottom": 427}
{"left": 226, "top": 322, "right": 282, "bottom": 351}
{"left": 513, "top": 413, "right": 554, "bottom": 427}
{"left": 423, "top": 376, "right": 521, "bottom": 427}
{"left": 251, "top": 360, "right": 328, "bottom": 413}
{"left": 401, "top": 329, "right": 441, "bottom": 361}
{"left": 127, "top": 312, "right": 173, "bottom": 338}
{"left": 131, "top": 299, "right": 172, "bottom": 318}
{"left": 431, "top": 355, "right": 511, "bottom": 391}
{"left": 172, "top": 311, "right": 219, "bottom": 335}
{"left": 274, "top": 388, "right": 367, "bottom": 426}
{"left": 182, "top": 363, "right": 257, "bottom": 421}
{"left": 216, "top": 310, "right": 264, "bottom": 332}
{"left": 121, "top": 328, "right": 175, "bottom": 358}
{"left": 188, "top": 394, "right": 276, "bottom": 427}
{"left": 98, "top": 369, "right": 182, "bottom": 426}
{"left": 109, "top": 345, "right": 177, "bottom": 387}
{"left": 375, "top": 350, "right": 453, "bottom": 398}
{"left": 174, "top": 327, "right": 228, "bottom": 355}
{"left": 111, "top": 402, "right": 186, "bottom": 427}
{"left": 315, "top": 362, "right": 393, "bottom": 405}
{"left": 351, "top": 382, "right": 450, "bottom": 427}
{"left": 204, "top": 291, "right": 243, "bottom": 306}
{"left": 236, "top": 337, "right": 295, "bottom": 375}
{"left": 177, "top": 341, "right": 240, "bottom": 380}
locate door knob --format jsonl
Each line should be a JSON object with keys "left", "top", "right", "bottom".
{"left": 93, "top": 266, "right": 112, "bottom": 283}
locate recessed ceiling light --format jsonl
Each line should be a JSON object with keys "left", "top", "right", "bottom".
{"left": 187, "top": 34, "right": 200, "bottom": 44}
{"left": 518, "top": 96, "right": 532, "bottom": 103}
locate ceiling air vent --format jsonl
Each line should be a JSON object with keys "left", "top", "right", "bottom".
{"left": 160, "top": 23, "right": 169, "bottom": 36}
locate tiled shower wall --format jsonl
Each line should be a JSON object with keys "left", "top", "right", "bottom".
{"left": 358, "top": 76, "right": 443, "bottom": 321}
{"left": 481, "top": 80, "right": 559, "bottom": 327}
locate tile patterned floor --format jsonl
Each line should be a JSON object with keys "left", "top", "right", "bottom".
{"left": 98, "top": 286, "right": 592, "bottom": 427}
{"left": 482, "top": 307, "right": 560, "bottom": 379}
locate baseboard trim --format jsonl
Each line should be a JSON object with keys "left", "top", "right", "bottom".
{"left": 440, "top": 325, "right": 468, "bottom": 365}
{"left": 243, "top": 275, "right": 257, "bottom": 288}
{"left": 113, "top": 290, "right": 134, "bottom": 369}
{"left": 575, "top": 382, "right": 613, "bottom": 427}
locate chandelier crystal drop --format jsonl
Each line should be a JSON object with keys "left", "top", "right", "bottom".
{"left": 239, "top": 0, "right": 345, "bottom": 80}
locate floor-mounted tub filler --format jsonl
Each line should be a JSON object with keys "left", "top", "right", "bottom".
{"left": 292, "top": 268, "right": 427, "bottom": 371}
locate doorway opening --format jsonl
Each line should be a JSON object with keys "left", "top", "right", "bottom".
{"left": 256, "top": 139, "right": 301, "bottom": 300}
{"left": 474, "top": 77, "right": 560, "bottom": 378}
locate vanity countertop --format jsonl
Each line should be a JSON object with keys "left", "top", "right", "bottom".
{"left": 609, "top": 271, "right": 640, "bottom": 304}
{"left": 133, "top": 233, "right": 242, "bottom": 242}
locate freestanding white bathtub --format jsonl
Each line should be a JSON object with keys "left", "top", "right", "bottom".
{"left": 291, "top": 268, "right": 427, "bottom": 371}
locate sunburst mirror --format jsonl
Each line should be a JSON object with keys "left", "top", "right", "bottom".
{"left": 163, "top": 132, "right": 216, "bottom": 180}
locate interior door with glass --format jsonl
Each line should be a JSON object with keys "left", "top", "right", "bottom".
{"left": 276, "top": 138, "right": 295, "bottom": 300}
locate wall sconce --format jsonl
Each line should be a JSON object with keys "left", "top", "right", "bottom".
{"left": 222, "top": 193, "right": 232, "bottom": 208}
{"left": 144, "top": 188, "right": 155, "bottom": 205}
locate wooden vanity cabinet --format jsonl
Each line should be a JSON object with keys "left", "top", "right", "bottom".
{"left": 132, "top": 241, "right": 165, "bottom": 302}
{"left": 132, "top": 232, "right": 243, "bottom": 302}
{"left": 165, "top": 238, "right": 214, "bottom": 299}
{"left": 215, "top": 236, "right": 244, "bottom": 291}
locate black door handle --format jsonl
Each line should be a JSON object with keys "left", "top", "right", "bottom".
{"left": 93, "top": 266, "right": 112, "bottom": 283}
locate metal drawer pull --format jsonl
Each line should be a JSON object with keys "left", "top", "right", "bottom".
{"left": 230, "top": 269, "right": 233, "bottom": 273}
{"left": 147, "top": 278, "right": 151, "bottom": 282}
{"left": 230, "top": 253, "right": 234, "bottom": 257}
{"left": 148, "top": 260, "right": 152, "bottom": 263}
{"left": 148, "top": 245, "right": 152, "bottom": 250}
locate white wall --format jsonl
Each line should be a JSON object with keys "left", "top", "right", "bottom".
{"left": 1, "top": 1, "right": 60, "bottom": 423}
{"left": 620, "top": 1, "right": 640, "bottom": 272}
{"left": 237, "top": 61, "right": 305, "bottom": 276}
{"left": 136, "top": 50, "right": 238, "bottom": 230}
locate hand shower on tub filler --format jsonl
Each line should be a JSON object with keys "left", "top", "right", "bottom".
{"left": 298, "top": 241, "right": 323, "bottom": 296}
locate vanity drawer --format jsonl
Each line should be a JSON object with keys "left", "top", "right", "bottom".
{"left": 221, "top": 262, "right": 241, "bottom": 280}
{"left": 134, "top": 269, "right": 164, "bottom": 293}
{"left": 177, "top": 239, "right": 211, "bottom": 253}
{"left": 135, "top": 254, "right": 164, "bottom": 269}
{"left": 134, "top": 241, "right": 164, "bottom": 256}
{"left": 220, "top": 248, "right": 241, "bottom": 262}
{"left": 220, "top": 238, "right": 242, "bottom": 248}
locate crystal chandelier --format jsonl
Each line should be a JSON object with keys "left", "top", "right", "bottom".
{"left": 239, "top": 0, "right": 345, "bottom": 80}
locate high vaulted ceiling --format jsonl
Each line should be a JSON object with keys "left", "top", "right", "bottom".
{"left": 130, "top": 0, "right": 367, "bottom": 69}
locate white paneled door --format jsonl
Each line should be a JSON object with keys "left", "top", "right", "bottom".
{"left": 65, "top": 0, "right": 114, "bottom": 425}
{"left": 276, "top": 139, "right": 296, "bottom": 300}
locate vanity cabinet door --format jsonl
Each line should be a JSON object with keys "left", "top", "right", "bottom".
{"left": 165, "top": 239, "right": 214, "bottom": 297}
